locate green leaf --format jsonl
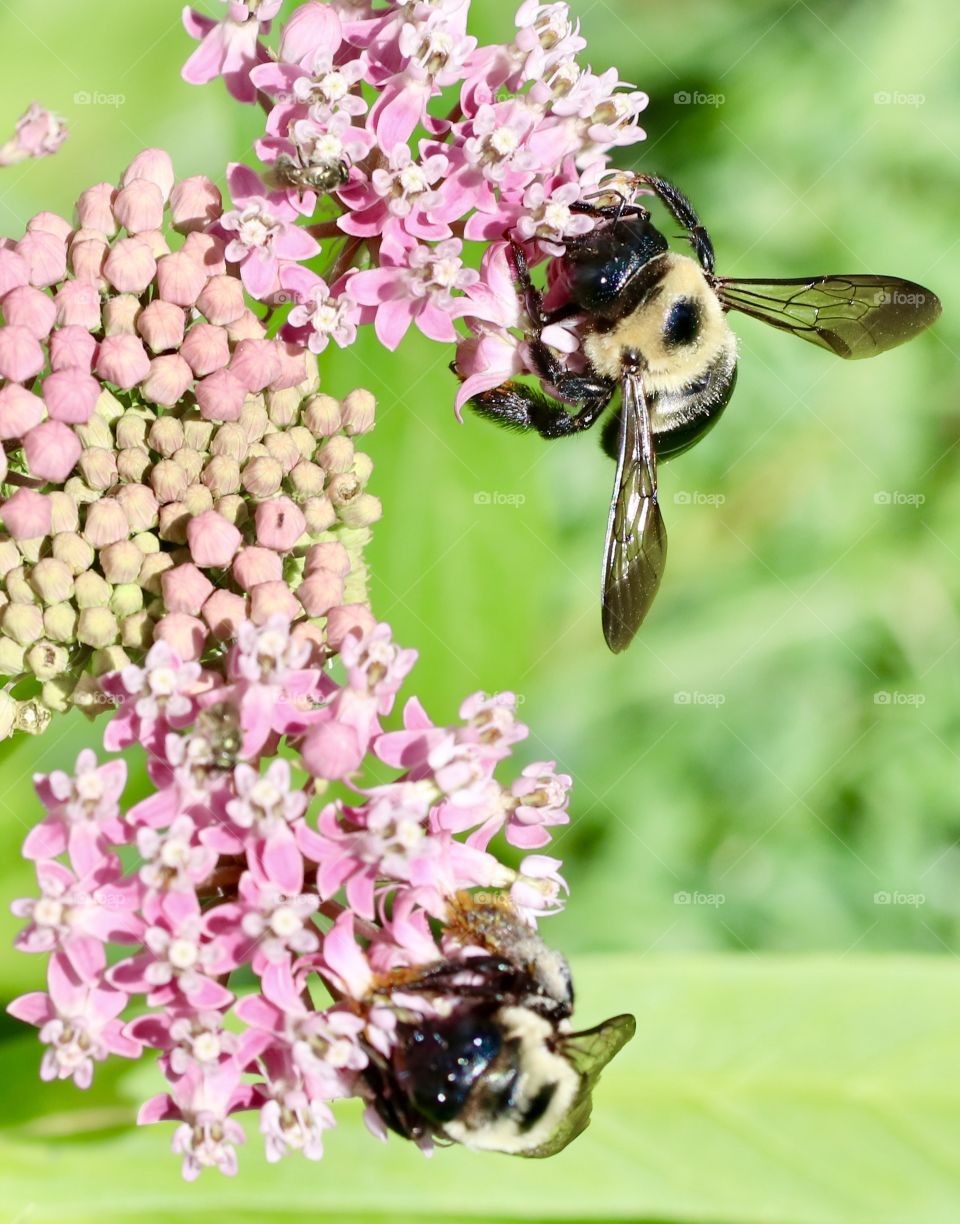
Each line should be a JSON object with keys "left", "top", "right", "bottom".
{"left": 5, "top": 955, "right": 960, "bottom": 1224}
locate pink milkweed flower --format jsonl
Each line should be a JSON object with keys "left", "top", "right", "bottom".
{"left": 509, "top": 852, "right": 569, "bottom": 919}
{"left": 283, "top": 273, "right": 360, "bottom": 354}
{"left": 136, "top": 815, "right": 219, "bottom": 893}
{"left": 506, "top": 761, "right": 571, "bottom": 848}
{"left": 182, "top": 2, "right": 282, "bottom": 103}
{"left": 126, "top": 1007, "right": 240, "bottom": 1079}
{"left": 25, "top": 750, "right": 130, "bottom": 875}
{"left": 103, "top": 641, "right": 212, "bottom": 752}
{"left": 349, "top": 237, "right": 479, "bottom": 349}
{"left": 218, "top": 164, "right": 320, "bottom": 300}
{"left": 7, "top": 952, "right": 140, "bottom": 1088}
{"left": 0, "top": 102, "right": 67, "bottom": 166}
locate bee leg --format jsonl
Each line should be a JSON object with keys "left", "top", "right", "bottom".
{"left": 634, "top": 173, "right": 715, "bottom": 274}
{"left": 468, "top": 379, "right": 611, "bottom": 440}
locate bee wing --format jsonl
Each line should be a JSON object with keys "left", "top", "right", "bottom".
{"left": 520, "top": 1013, "right": 637, "bottom": 1159}
{"left": 601, "top": 371, "right": 667, "bottom": 653}
{"left": 715, "top": 274, "right": 941, "bottom": 358}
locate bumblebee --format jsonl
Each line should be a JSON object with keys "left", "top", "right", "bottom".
{"left": 465, "top": 174, "right": 942, "bottom": 652}
{"left": 361, "top": 894, "right": 634, "bottom": 1157}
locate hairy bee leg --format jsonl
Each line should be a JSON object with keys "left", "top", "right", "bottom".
{"left": 570, "top": 196, "right": 651, "bottom": 226}
{"left": 633, "top": 173, "right": 715, "bottom": 274}
{"left": 468, "top": 379, "right": 611, "bottom": 439}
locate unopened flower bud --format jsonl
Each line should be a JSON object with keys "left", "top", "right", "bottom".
{"left": 47, "top": 493, "right": 79, "bottom": 537}
{"left": 182, "top": 231, "right": 225, "bottom": 276}
{"left": 150, "top": 458, "right": 189, "bottom": 504}
{"left": 187, "top": 509, "right": 242, "bottom": 569}
{"left": 141, "top": 354, "right": 192, "bottom": 407}
{"left": 202, "top": 455, "right": 241, "bottom": 497}
{"left": 226, "top": 309, "right": 266, "bottom": 343}
{"left": 156, "top": 252, "right": 208, "bottom": 307}
{"left": 266, "top": 386, "right": 301, "bottom": 427}
{"left": 174, "top": 448, "right": 205, "bottom": 484}
{"left": 0, "top": 541, "right": 18, "bottom": 578}
{"left": 101, "top": 292, "right": 142, "bottom": 336}
{"left": 303, "top": 496, "right": 336, "bottom": 534}
{"left": 137, "top": 299, "right": 186, "bottom": 354}
{"left": 115, "top": 483, "right": 159, "bottom": 533}
{"left": 121, "top": 610, "right": 154, "bottom": 649}
{"left": 116, "top": 411, "right": 150, "bottom": 449}
{"left": 239, "top": 400, "right": 269, "bottom": 444}
{"left": 327, "top": 473, "right": 361, "bottom": 508}
{"left": 63, "top": 477, "right": 98, "bottom": 508}
{"left": 103, "top": 237, "right": 157, "bottom": 295}
{"left": 53, "top": 283, "right": 101, "bottom": 332}
{"left": 99, "top": 540, "right": 142, "bottom": 585}
{"left": 6, "top": 567, "right": 37, "bottom": 604}
{"left": 26, "top": 640, "right": 68, "bottom": 681}
{"left": 75, "top": 412, "right": 113, "bottom": 452}
{"left": 148, "top": 416, "right": 185, "bottom": 457}
{"left": 78, "top": 446, "right": 119, "bottom": 491}
{"left": 77, "top": 607, "right": 119, "bottom": 648}
{"left": 4, "top": 285, "right": 55, "bottom": 339}
{"left": 288, "top": 460, "right": 326, "bottom": 497}
{"left": 0, "top": 636, "right": 26, "bottom": 672}
{"left": 43, "top": 601, "right": 78, "bottom": 643}
{"left": 202, "top": 588, "right": 248, "bottom": 640}
{"left": 182, "top": 418, "right": 214, "bottom": 451}
{"left": 96, "top": 334, "right": 151, "bottom": 389}
{"left": 255, "top": 497, "right": 306, "bottom": 552}
{"left": 303, "top": 394, "right": 341, "bottom": 436}
{"left": 340, "top": 493, "right": 380, "bottom": 531}
{"left": 117, "top": 447, "right": 151, "bottom": 483}
{"left": 242, "top": 454, "right": 284, "bottom": 498}
{"left": 23, "top": 420, "right": 82, "bottom": 482}
{"left": 113, "top": 179, "right": 164, "bottom": 233}
{"left": 52, "top": 532, "right": 95, "bottom": 575}
{"left": 74, "top": 570, "right": 111, "bottom": 609}
{"left": 352, "top": 452, "right": 374, "bottom": 485}
{"left": 40, "top": 677, "right": 74, "bottom": 714}
{"left": 287, "top": 425, "right": 317, "bottom": 460}
{"left": 69, "top": 236, "right": 108, "bottom": 286}
{"left": 15, "top": 537, "right": 43, "bottom": 565}
{"left": 91, "top": 644, "right": 129, "bottom": 675}
{"left": 170, "top": 175, "right": 222, "bottom": 233}
{"left": 263, "top": 431, "right": 301, "bottom": 474}
{"left": 123, "top": 149, "right": 175, "bottom": 202}
{"left": 340, "top": 389, "right": 376, "bottom": 435}
{"left": 297, "top": 571, "right": 344, "bottom": 617}
{"left": 110, "top": 582, "right": 143, "bottom": 619}
{"left": 138, "top": 550, "right": 174, "bottom": 594}
{"left": 1, "top": 489, "right": 51, "bottom": 540}
{"left": 2, "top": 602, "right": 43, "bottom": 645}
{"left": 158, "top": 502, "right": 189, "bottom": 544}
{"left": 318, "top": 435, "right": 355, "bottom": 474}
{"left": 233, "top": 546, "right": 282, "bottom": 592}
{"left": 161, "top": 563, "right": 214, "bottom": 616}
{"left": 213, "top": 494, "right": 248, "bottom": 526}
{"left": 76, "top": 182, "right": 117, "bottom": 234}
{"left": 196, "top": 274, "right": 245, "bottom": 326}
{"left": 153, "top": 612, "right": 205, "bottom": 660}
{"left": 29, "top": 558, "right": 74, "bottom": 605}
{"left": 179, "top": 321, "right": 229, "bottom": 377}
{"left": 302, "top": 720, "right": 363, "bottom": 780}
{"left": 83, "top": 499, "right": 129, "bottom": 547}
{"left": 250, "top": 580, "right": 300, "bottom": 624}
{"left": 325, "top": 603, "right": 378, "bottom": 651}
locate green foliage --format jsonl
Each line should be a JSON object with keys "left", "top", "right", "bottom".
{"left": 0, "top": 0, "right": 958, "bottom": 1220}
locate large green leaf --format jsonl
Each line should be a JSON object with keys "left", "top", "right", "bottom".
{"left": 4, "top": 955, "right": 960, "bottom": 1224}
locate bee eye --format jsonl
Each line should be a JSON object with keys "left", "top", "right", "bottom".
{"left": 663, "top": 297, "right": 701, "bottom": 346}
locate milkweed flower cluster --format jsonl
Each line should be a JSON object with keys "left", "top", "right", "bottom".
{"left": 8, "top": 609, "right": 573, "bottom": 1178}
{"left": 0, "top": 103, "right": 67, "bottom": 167}
{"left": 0, "top": 150, "right": 378, "bottom": 736}
{"left": 182, "top": 0, "right": 647, "bottom": 403}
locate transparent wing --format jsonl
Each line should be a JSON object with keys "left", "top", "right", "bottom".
{"left": 716, "top": 274, "right": 941, "bottom": 359}
{"left": 521, "top": 1013, "right": 637, "bottom": 1159}
{"left": 601, "top": 372, "right": 667, "bottom": 653}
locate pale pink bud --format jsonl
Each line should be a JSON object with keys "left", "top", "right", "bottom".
{"left": 137, "top": 299, "right": 186, "bottom": 353}
{"left": 26, "top": 640, "right": 69, "bottom": 681}
{"left": 182, "top": 231, "right": 226, "bottom": 277}
{"left": 263, "top": 431, "right": 301, "bottom": 474}
{"left": 290, "top": 620, "right": 325, "bottom": 659}
{"left": 250, "top": 580, "right": 300, "bottom": 624}
{"left": 1, "top": 489, "right": 51, "bottom": 539}
{"left": 2, "top": 603, "right": 44, "bottom": 646}
{"left": 150, "top": 459, "right": 189, "bottom": 503}
{"left": 305, "top": 540, "right": 351, "bottom": 576}
{"left": 201, "top": 454, "right": 241, "bottom": 496}
{"left": 175, "top": 449, "right": 205, "bottom": 485}
{"left": 0, "top": 539, "right": 19, "bottom": 576}
{"left": 232, "top": 546, "right": 282, "bottom": 592}
{"left": 15, "top": 231, "right": 66, "bottom": 287}
{"left": 51, "top": 278, "right": 100, "bottom": 329}
{"left": 44, "top": 602, "right": 77, "bottom": 642}
{"left": 227, "top": 309, "right": 266, "bottom": 343}
{"left": 325, "top": 603, "right": 377, "bottom": 650}
{"left": 28, "top": 212, "right": 71, "bottom": 241}
{"left": 112, "top": 179, "right": 164, "bottom": 234}
{"left": 28, "top": 557, "right": 74, "bottom": 604}
{"left": 102, "top": 294, "right": 142, "bottom": 336}
{"left": 82, "top": 498, "right": 128, "bottom": 547}
{"left": 156, "top": 251, "right": 208, "bottom": 307}
{"left": 196, "top": 369, "right": 245, "bottom": 421}
{"left": 138, "top": 551, "right": 174, "bottom": 595}
{"left": 302, "top": 394, "right": 342, "bottom": 437}
{"left": 187, "top": 509, "right": 242, "bottom": 568}
{"left": 289, "top": 460, "right": 325, "bottom": 497}
{"left": 121, "top": 610, "right": 154, "bottom": 649}
{"left": 201, "top": 588, "right": 248, "bottom": 640}
{"left": 0, "top": 325, "right": 44, "bottom": 380}
{"left": 170, "top": 175, "right": 223, "bottom": 233}
{"left": 116, "top": 483, "right": 159, "bottom": 532}
{"left": 134, "top": 230, "right": 172, "bottom": 259}
{"left": 229, "top": 339, "right": 281, "bottom": 394}
{"left": 75, "top": 182, "right": 117, "bottom": 234}
{"left": 110, "top": 583, "right": 144, "bottom": 618}
{"left": 239, "top": 400, "right": 268, "bottom": 443}
{"left": 78, "top": 446, "right": 118, "bottom": 491}
{"left": 183, "top": 418, "right": 214, "bottom": 450}
{"left": 43, "top": 368, "right": 100, "bottom": 423}
{"left": 69, "top": 236, "right": 108, "bottom": 285}
{"left": 3, "top": 285, "right": 56, "bottom": 339}
{"left": 303, "top": 496, "right": 336, "bottom": 533}
{"left": 338, "top": 492, "right": 382, "bottom": 528}
{"left": 0, "top": 248, "right": 29, "bottom": 296}
{"left": 354, "top": 452, "right": 374, "bottom": 486}
{"left": 6, "top": 566, "right": 36, "bottom": 603}
{"left": 154, "top": 612, "right": 206, "bottom": 659}
{"left": 158, "top": 502, "right": 188, "bottom": 543}
{"left": 95, "top": 334, "right": 151, "bottom": 390}
{"left": 183, "top": 483, "right": 213, "bottom": 516}
{"left": 140, "top": 354, "right": 193, "bottom": 406}
{"left": 49, "top": 491, "right": 80, "bottom": 534}
{"left": 340, "top": 388, "right": 376, "bottom": 435}
{"left": 103, "top": 237, "right": 157, "bottom": 293}
{"left": 180, "top": 322, "right": 230, "bottom": 375}
{"left": 255, "top": 496, "right": 306, "bottom": 551}
{"left": 270, "top": 342, "right": 309, "bottom": 392}
{"left": 99, "top": 539, "right": 142, "bottom": 584}
{"left": 211, "top": 422, "right": 248, "bottom": 462}
{"left": 52, "top": 531, "right": 94, "bottom": 574}
{"left": 242, "top": 455, "right": 283, "bottom": 497}
{"left": 161, "top": 563, "right": 215, "bottom": 615}
{"left": 22, "top": 421, "right": 81, "bottom": 481}
{"left": 77, "top": 606, "right": 119, "bottom": 648}
{"left": 122, "top": 149, "right": 176, "bottom": 202}
{"left": 0, "top": 383, "right": 44, "bottom": 437}
{"left": 318, "top": 435, "right": 355, "bottom": 473}
{"left": 327, "top": 473, "right": 361, "bottom": 508}
{"left": 302, "top": 720, "right": 363, "bottom": 780}
{"left": 117, "top": 448, "right": 149, "bottom": 483}
{"left": 266, "top": 386, "right": 301, "bottom": 427}
{"left": 74, "top": 569, "right": 111, "bottom": 607}
{"left": 147, "top": 416, "right": 184, "bottom": 457}
{"left": 196, "top": 274, "right": 245, "bottom": 326}
{"left": 297, "top": 571, "right": 344, "bottom": 617}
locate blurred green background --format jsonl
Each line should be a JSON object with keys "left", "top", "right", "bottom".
{"left": 1, "top": 1, "right": 959, "bottom": 1221}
